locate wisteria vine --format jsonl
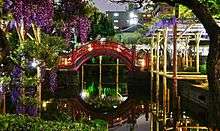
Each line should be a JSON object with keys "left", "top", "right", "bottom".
{"left": 62, "top": 16, "right": 91, "bottom": 45}
{"left": 79, "top": 16, "right": 91, "bottom": 43}
{"left": 4, "top": 0, "right": 54, "bottom": 31}
{"left": 49, "top": 68, "right": 58, "bottom": 93}
{"left": 145, "top": 17, "right": 176, "bottom": 36}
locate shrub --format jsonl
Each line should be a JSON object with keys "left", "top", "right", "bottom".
{"left": 0, "top": 114, "right": 108, "bottom": 131}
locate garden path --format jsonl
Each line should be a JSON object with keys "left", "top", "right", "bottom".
{"left": 109, "top": 114, "right": 150, "bottom": 131}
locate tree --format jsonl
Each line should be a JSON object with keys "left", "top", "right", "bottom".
{"left": 0, "top": 28, "right": 10, "bottom": 63}
{"left": 110, "top": 0, "right": 220, "bottom": 128}
{"left": 0, "top": 0, "right": 66, "bottom": 116}
{"left": 202, "top": 0, "right": 220, "bottom": 18}
{"left": 89, "top": 12, "right": 115, "bottom": 39}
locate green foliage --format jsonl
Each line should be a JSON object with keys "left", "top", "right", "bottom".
{"left": 103, "top": 88, "right": 116, "bottom": 96}
{"left": 87, "top": 82, "right": 98, "bottom": 96}
{"left": 8, "top": 32, "right": 67, "bottom": 68}
{"left": 200, "top": 64, "right": 207, "bottom": 75}
{"left": 184, "top": 66, "right": 196, "bottom": 72}
{"left": 38, "top": 33, "right": 67, "bottom": 68}
{"left": 91, "top": 119, "right": 108, "bottom": 128}
{"left": 137, "top": 36, "right": 151, "bottom": 45}
{"left": 114, "top": 32, "right": 142, "bottom": 45}
{"left": 83, "top": 2, "right": 98, "bottom": 18}
{"left": 20, "top": 96, "right": 39, "bottom": 106}
{"left": 90, "top": 12, "right": 115, "bottom": 39}
{"left": 179, "top": 5, "right": 195, "bottom": 19}
{"left": 0, "top": 114, "right": 108, "bottom": 131}
{"left": 200, "top": 0, "right": 220, "bottom": 19}
{"left": 0, "top": 75, "right": 11, "bottom": 85}
{"left": 22, "top": 75, "right": 38, "bottom": 88}
{"left": 84, "top": 96, "right": 120, "bottom": 112}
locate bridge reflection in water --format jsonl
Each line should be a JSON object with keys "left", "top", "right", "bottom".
{"left": 45, "top": 40, "right": 210, "bottom": 130}
{"left": 53, "top": 71, "right": 208, "bottom": 130}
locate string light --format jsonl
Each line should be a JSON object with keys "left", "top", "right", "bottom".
{"left": 31, "top": 60, "right": 38, "bottom": 68}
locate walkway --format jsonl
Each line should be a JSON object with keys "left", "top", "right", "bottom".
{"left": 109, "top": 114, "right": 150, "bottom": 131}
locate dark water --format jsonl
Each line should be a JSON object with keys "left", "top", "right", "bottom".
{"left": 41, "top": 57, "right": 208, "bottom": 129}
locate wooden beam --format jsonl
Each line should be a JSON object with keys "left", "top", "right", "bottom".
{"left": 173, "top": 5, "right": 179, "bottom": 128}
{"left": 163, "top": 28, "right": 168, "bottom": 125}
{"left": 177, "top": 24, "right": 194, "bottom": 40}
{"left": 37, "top": 66, "right": 41, "bottom": 116}
{"left": 116, "top": 59, "right": 119, "bottom": 97}
{"left": 177, "top": 126, "right": 208, "bottom": 129}
{"left": 185, "top": 38, "right": 189, "bottom": 67}
{"left": 195, "top": 33, "right": 201, "bottom": 72}
{"left": 150, "top": 36, "right": 155, "bottom": 110}
{"left": 81, "top": 65, "right": 84, "bottom": 91}
{"left": 156, "top": 32, "right": 160, "bottom": 119}
{"left": 99, "top": 56, "right": 102, "bottom": 96}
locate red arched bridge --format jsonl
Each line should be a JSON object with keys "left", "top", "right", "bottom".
{"left": 58, "top": 40, "right": 136, "bottom": 70}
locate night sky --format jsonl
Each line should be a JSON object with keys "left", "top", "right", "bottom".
{"left": 93, "top": 0, "right": 128, "bottom": 12}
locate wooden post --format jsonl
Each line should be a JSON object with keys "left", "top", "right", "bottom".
{"left": 195, "top": 33, "right": 201, "bottom": 72}
{"left": 81, "top": 65, "right": 84, "bottom": 91}
{"left": 116, "top": 59, "right": 119, "bottom": 97}
{"left": 33, "top": 25, "right": 42, "bottom": 115}
{"left": 3, "top": 93, "right": 6, "bottom": 113}
{"left": 196, "top": 124, "right": 199, "bottom": 131}
{"left": 163, "top": 28, "right": 168, "bottom": 125}
{"left": 150, "top": 113, "right": 154, "bottom": 131}
{"left": 37, "top": 66, "right": 41, "bottom": 114}
{"left": 99, "top": 56, "right": 102, "bottom": 96}
{"left": 173, "top": 4, "right": 179, "bottom": 129}
{"left": 150, "top": 36, "right": 155, "bottom": 109}
{"left": 156, "top": 32, "right": 160, "bottom": 118}
{"left": 185, "top": 38, "right": 189, "bottom": 67}
{"left": 156, "top": 121, "right": 159, "bottom": 131}
{"left": 182, "top": 53, "right": 185, "bottom": 68}
{"left": 167, "top": 88, "right": 170, "bottom": 114}
{"left": 189, "top": 56, "right": 193, "bottom": 67}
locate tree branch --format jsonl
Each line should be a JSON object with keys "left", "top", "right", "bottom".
{"left": 109, "top": 0, "right": 144, "bottom": 9}
{"left": 151, "top": 0, "right": 175, "bottom": 6}
{"left": 178, "top": 0, "right": 220, "bottom": 35}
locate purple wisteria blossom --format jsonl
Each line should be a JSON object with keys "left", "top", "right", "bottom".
{"left": 145, "top": 17, "right": 176, "bottom": 36}
{"left": 49, "top": 68, "right": 58, "bottom": 93}
{"left": 11, "top": 66, "right": 22, "bottom": 78}
{"left": 7, "top": 0, "right": 54, "bottom": 30}
{"left": 62, "top": 16, "right": 91, "bottom": 44}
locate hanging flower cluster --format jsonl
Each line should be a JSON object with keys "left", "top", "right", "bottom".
{"left": 79, "top": 17, "right": 91, "bottom": 43}
{"left": 11, "top": 87, "right": 21, "bottom": 104}
{"left": 6, "top": 0, "right": 54, "bottom": 30}
{"left": 11, "top": 66, "right": 22, "bottom": 79}
{"left": 62, "top": 16, "right": 91, "bottom": 44}
{"left": 145, "top": 17, "right": 176, "bottom": 36}
{"left": 61, "top": 0, "right": 87, "bottom": 17}
{"left": 2, "top": 0, "right": 13, "bottom": 13}
{"left": 62, "top": 16, "right": 79, "bottom": 45}
{"left": 49, "top": 68, "right": 58, "bottom": 93}
{"left": 10, "top": 66, "right": 22, "bottom": 104}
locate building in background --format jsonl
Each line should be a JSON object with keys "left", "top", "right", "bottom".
{"left": 106, "top": 11, "right": 129, "bottom": 31}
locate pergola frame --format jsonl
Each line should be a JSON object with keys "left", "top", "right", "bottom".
{"left": 148, "top": 19, "right": 220, "bottom": 130}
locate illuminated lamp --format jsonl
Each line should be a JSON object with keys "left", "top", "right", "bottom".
{"left": 31, "top": 60, "right": 39, "bottom": 68}
{"left": 117, "top": 48, "right": 121, "bottom": 52}
{"left": 88, "top": 44, "right": 93, "bottom": 51}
